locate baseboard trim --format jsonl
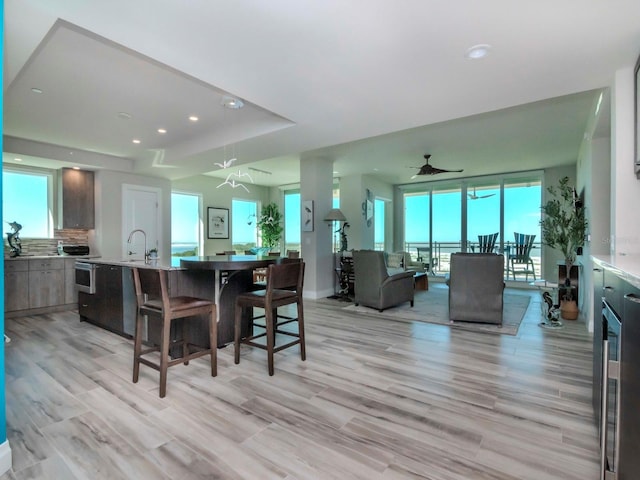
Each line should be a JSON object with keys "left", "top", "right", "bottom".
{"left": 0, "top": 440, "right": 12, "bottom": 476}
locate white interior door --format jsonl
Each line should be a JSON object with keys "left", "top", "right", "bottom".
{"left": 122, "top": 185, "right": 161, "bottom": 260}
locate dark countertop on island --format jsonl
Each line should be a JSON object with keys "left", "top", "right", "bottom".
{"left": 78, "top": 256, "right": 185, "bottom": 270}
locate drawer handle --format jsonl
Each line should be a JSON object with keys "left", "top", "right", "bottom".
{"left": 624, "top": 293, "right": 640, "bottom": 304}
{"left": 603, "top": 286, "right": 614, "bottom": 291}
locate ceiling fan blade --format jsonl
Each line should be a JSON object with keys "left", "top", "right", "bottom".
{"left": 413, "top": 154, "right": 463, "bottom": 176}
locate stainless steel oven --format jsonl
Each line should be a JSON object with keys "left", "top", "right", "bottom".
{"left": 75, "top": 261, "right": 96, "bottom": 294}
{"left": 601, "top": 300, "right": 621, "bottom": 479}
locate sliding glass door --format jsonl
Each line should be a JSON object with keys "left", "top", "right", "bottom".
{"left": 403, "top": 172, "right": 542, "bottom": 279}
{"left": 466, "top": 181, "right": 500, "bottom": 253}
{"left": 431, "top": 184, "right": 462, "bottom": 273}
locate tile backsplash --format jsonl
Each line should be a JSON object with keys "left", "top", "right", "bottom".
{"left": 4, "top": 229, "right": 90, "bottom": 257}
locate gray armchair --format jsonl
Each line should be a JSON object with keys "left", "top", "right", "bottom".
{"left": 353, "top": 250, "right": 415, "bottom": 312}
{"left": 447, "top": 253, "right": 504, "bottom": 325}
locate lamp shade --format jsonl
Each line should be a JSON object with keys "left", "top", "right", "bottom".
{"left": 323, "top": 208, "right": 346, "bottom": 222}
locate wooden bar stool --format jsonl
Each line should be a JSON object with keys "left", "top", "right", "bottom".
{"left": 132, "top": 267, "right": 217, "bottom": 398}
{"left": 234, "top": 261, "right": 305, "bottom": 375}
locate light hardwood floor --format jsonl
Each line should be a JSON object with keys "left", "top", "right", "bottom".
{"left": 1, "top": 287, "right": 599, "bottom": 479}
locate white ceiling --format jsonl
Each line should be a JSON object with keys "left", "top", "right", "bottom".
{"left": 3, "top": 1, "right": 639, "bottom": 187}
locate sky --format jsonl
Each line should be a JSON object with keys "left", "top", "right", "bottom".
{"left": 404, "top": 184, "right": 541, "bottom": 245}
{"left": 3, "top": 171, "right": 50, "bottom": 238}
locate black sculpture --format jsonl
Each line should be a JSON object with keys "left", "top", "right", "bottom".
{"left": 338, "top": 222, "right": 350, "bottom": 252}
{"left": 6, "top": 221, "right": 23, "bottom": 257}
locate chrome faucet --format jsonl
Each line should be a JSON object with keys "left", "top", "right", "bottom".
{"left": 127, "top": 228, "right": 148, "bottom": 261}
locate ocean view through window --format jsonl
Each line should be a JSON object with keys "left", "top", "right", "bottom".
{"left": 403, "top": 173, "right": 542, "bottom": 279}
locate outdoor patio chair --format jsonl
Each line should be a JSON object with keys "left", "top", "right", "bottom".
{"left": 508, "top": 232, "right": 536, "bottom": 281}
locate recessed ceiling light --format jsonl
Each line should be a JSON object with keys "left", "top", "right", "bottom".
{"left": 465, "top": 44, "right": 491, "bottom": 59}
{"left": 31, "top": 87, "right": 43, "bottom": 94}
{"left": 117, "top": 112, "right": 132, "bottom": 120}
{"left": 132, "top": 139, "right": 141, "bottom": 144}
{"left": 222, "top": 96, "right": 244, "bottom": 109}
{"left": 189, "top": 115, "right": 199, "bottom": 122}
{"left": 72, "top": 166, "right": 80, "bottom": 170}
{"left": 14, "top": 158, "right": 22, "bottom": 162}
{"left": 157, "top": 128, "right": 167, "bottom": 134}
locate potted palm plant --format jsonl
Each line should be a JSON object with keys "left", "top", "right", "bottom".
{"left": 257, "top": 202, "right": 283, "bottom": 251}
{"left": 540, "top": 176, "right": 587, "bottom": 319}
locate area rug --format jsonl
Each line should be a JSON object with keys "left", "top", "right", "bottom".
{"left": 341, "top": 285, "right": 531, "bottom": 336}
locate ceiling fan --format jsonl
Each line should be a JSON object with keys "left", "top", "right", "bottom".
{"left": 468, "top": 187, "right": 495, "bottom": 200}
{"left": 411, "top": 154, "right": 463, "bottom": 178}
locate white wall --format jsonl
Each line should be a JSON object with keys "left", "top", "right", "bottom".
{"left": 93, "top": 170, "right": 171, "bottom": 259}
{"left": 611, "top": 66, "right": 640, "bottom": 255}
{"left": 338, "top": 174, "right": 394, "bottom": 251}
{"left": 171, "top": 175, "right": 270, "bottom": 255}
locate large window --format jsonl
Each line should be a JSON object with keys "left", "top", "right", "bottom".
{"left": 403, "top": 173, "right": 542, "bottom": 279}
{"left": 171, "top": 191, "right": 202, "bottom": 256}
{"left": 466, "top": 181, "right": 500, "bottom": 251}
{"left": 374, "top": 198, "right": 386, "bottom": 251}
{"left": 2, "top": 168, "right": 53, "bottom": 238}
{"left": 232, "top": 199, "right": 258, "bottom": 252}
{"left": 284, "top": 190, "right": 301, "bottom": 253}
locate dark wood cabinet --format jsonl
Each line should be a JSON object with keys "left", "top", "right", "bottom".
{"left": 59, "top": 168, "right": 94, "bottom": 229}
{"left": 620, "top": 289, "right": 640, "bottom": 479}
{"left": 79, "top": 264, "right": 125, "bottom": 336}
{"left": 593, "top": 258, "right": 640, "bottom": 478}
{"left": 592, "top": 265, "right": 604, "bottom": 426}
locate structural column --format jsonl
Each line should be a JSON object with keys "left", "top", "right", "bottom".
{"left": 300, "top": 156, "right": 335, "bottom": 299}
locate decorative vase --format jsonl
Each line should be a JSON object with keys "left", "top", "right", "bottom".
{"left": 560, "top": 299, "right": 579, "bottom": 320}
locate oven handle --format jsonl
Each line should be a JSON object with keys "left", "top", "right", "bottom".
{"left": 600, "top": 338, "right": 609, "bottom": 480}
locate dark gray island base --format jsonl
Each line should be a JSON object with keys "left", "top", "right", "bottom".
{"left": 78, "top": 255, "right": 279, "bottom": 347}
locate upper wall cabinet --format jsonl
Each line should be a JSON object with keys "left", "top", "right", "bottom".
{"left": 58, "top": 168, "right": 95, "bottom": 229}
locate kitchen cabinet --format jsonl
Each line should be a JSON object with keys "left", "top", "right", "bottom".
{"left": 4, "top": 261, "right": 29, "bottom": 312}
{"left": 592, "top": 265, "right": 604, "bottom": 426}
{"left": 592, "top": 256, "right": 640, "bottom": 478}
{"left": 620, "top": 289, "right": 640, "bottom": 479}
{"left": 59, "top": 168, "right": 94, "bottom": 229}
{"left": 64, "top": 258, "right": 78, "bottom": 305}
{"left": 5, "top": 257, "right": 86, "bottom": 315}
{"left": 28, "top": 258, "right": 65, "bottom": 309}
{"left": 79, "top": 264, "right": 125, "bottom": 336}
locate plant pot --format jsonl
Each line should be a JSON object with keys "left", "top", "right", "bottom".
{"left": 560, "top": 299, "right": 579, "bottom": 320}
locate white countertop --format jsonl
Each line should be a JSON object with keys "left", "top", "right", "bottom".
{"left": 592, "top": 254, "right": 640, "bottom": 290}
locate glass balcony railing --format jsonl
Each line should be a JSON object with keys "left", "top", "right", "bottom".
{"left": 404, "top": 241, "right": 542, "bottom": 281}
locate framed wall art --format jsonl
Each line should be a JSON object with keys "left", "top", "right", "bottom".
{"left": 302, "top": 200, "right": 314, "bottom": 232}
{"left": 207, "top": 207, "right": 229, "bottom": 239}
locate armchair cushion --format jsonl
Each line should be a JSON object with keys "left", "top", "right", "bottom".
{"left": 353, "top": 250, "right": 415, "bottom": 312}
{"left": 386, "top": 253, "right": 405, "bottom": 269}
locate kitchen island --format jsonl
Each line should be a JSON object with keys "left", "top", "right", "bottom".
{"left": 78, "top": 254, "right": 279, "bottom": 346}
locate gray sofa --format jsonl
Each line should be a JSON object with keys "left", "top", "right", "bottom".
{"left": 447, "top": 253, "right": 504, "bottom": 325}
{"left": 353, "top": 250, "right": 415, "bottom": 312}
